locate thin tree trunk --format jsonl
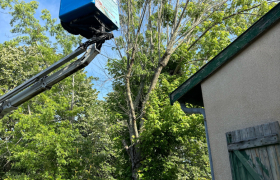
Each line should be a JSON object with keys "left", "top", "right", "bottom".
{"left": 70, "top": 75, "right": 75, "bottom": 123}
{"left": 28, "top": 104, "right": 31, "bottom": 115}
{"left": 149, "top": 0, "right": 154, "bottom": 62}
{"left": 158, "top": 0, "right": 163, "bottom": 62}
{"left": 139, "top": 51, "right": 172, "bottom": 130}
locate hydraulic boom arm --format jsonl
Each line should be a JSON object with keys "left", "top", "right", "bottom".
{"left": 0, "top": 34, "right": 112, "bottom": 119}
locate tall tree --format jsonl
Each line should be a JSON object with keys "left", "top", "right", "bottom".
{"left": 107, "top": 0, "right": 277, "bottom": 179}
{"left": 0, "top": 1, "right": 117, "bottom": 179}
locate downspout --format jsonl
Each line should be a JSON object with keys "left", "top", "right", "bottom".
{"left": 180, "top": 103, "right": 215, "bottom": 180}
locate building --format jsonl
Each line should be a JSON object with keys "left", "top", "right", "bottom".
{"left": 170, "top": 3, "right": 280, "bottom": 180}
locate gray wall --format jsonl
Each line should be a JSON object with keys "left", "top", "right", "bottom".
{"left": 201, "top": 21, "right": 280, "bottom": 179}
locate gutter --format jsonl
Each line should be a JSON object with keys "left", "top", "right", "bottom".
{"left": 180, "top": 103, "right": 215, "bottom": 180}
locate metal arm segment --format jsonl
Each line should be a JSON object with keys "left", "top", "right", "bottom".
{"left": 0, "top": 47, "right": 86, "bottom": 103}
{"left": 0, "top": 44, "right": 99, "bottom": 119}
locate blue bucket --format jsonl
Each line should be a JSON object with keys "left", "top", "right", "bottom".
{"left": 59, "top": 0, "right": 119, "bottom": 32}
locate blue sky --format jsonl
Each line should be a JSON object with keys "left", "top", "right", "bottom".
{"left": 0, "top": 0, "right": 117, "bottom": 100}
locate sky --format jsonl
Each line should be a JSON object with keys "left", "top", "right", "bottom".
{"left": 0, "top": 0, "right": 118, "bottom": 100}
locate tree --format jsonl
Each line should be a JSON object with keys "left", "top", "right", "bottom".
{"left": 0, "top": 0, "right": 277, "bottom": 179}
{"left": 0, "top": 1, "right": 117, "bottom": 179}
{"left": 107, "top": 0, "right": 277, "bottom": 179}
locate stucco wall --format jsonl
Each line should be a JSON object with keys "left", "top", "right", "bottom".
{"left": 201, "top": 21, "right": 280, "bottom": 179}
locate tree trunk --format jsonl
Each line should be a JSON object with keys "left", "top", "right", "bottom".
{"left": 131, "top": 145, "right": 141, "bottom": 180}
{"left": 70, "top": 75, "right": 75, "bottom": 123}
{"left": 123, "top": 140, "right": 142, "bottom": 179}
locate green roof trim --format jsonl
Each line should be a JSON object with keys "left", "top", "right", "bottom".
{"left": 169, "top": 3, "right": 280, "bottom": 106}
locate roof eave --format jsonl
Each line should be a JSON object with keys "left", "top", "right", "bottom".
{"left": 169, "top": 3, "right": 280, "bottom": 106}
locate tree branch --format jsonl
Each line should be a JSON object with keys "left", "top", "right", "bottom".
{"left": 171, "top": 0, "right": 190, "bottom": 40}
{"left": 172, "top": 0, "right": 180, "bottom": 34}
{"left": 122, "top": 139, "right": 132, "bottom": 160}
{"left": 133, "top": 75, "right": 146, "bottom": 111}
{"left": 158, "top": 0, "right": 163, "bottom": 62}
{"left": 125, "top": 0, "right": 151, "bottom": 140}
{"left": 186, "top": 4, "right": 262, "bottom": 52}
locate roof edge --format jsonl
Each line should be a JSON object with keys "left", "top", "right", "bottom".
{"left": 170, "top": 3, "right": 280, "bottom": 106}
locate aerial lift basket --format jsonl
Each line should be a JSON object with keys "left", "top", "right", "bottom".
{"left": 0, "top": 0, "right": 119, "bottom": 119}
{"left": 59, "top": 0, "right": 120, "bottom": 38}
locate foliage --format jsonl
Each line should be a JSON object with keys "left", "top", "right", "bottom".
{"left": 0, "top": 0, "right": 278, "bottom": 179}
{"left": 106, "top": 0, "right": 277, "bottom": 179}
{"left": 139, "top": 76, "right": 210, "bottom": 179}
{"left": 0, "top": 0, "right": 116, "bottom": 179}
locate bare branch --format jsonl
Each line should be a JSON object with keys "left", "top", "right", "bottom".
{"left": 158, "top": 0, "right": 163, "bottom": 62}
{"left": 125, "top": 0, "right": 151, "bottom": 141}
{"left": 130, "top": 0, "right": 151, "bottom": 61}
{"left": 113, "top": 38, "right": 123, "bottom": 59}
{"left": 126, "top": 0, "right": 131, "bottom": 69}
{"left": 172, "top": 0, "right": 190, "bottom": 39}
{"left": 186, "top": 3, "right": 262, "bottom": 51}
{"left": 172, "top": 0, "right": 180, "bottom": 33}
